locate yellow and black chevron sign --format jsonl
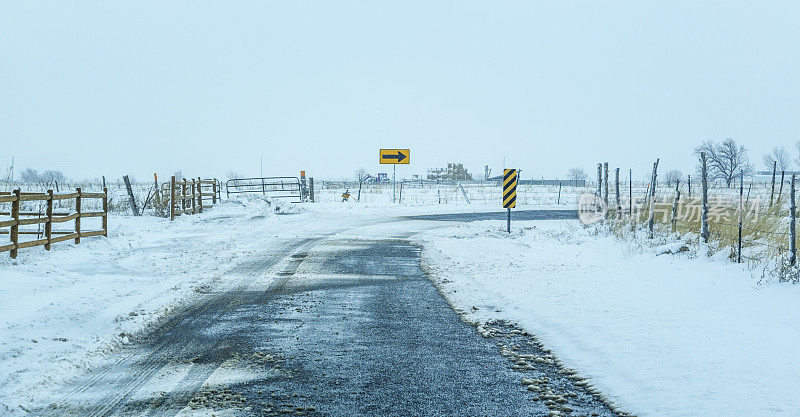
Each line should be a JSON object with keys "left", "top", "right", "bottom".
{"left": 503, "top": 169, "right": 517, "bottom": 208}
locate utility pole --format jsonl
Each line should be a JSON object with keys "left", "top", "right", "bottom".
{"left": 260, "top": 157, "right": 263, "bottom": 178}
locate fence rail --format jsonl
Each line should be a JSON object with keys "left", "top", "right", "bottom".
{"left": 0, "top": 188, "right": 108, "bottom": 258}
{"left": 226, "top": 177, "right": 302, "bottom": 202}
{"left": 164, "top": 177, "right": 220, "bottom": 221}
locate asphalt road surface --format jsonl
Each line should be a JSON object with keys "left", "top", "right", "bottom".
{"left": 37, "top": 210, "right": 624, "bottom": 417}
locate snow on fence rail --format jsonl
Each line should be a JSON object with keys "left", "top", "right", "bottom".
{"left": 0, "top": 188, "right": 108, "bottom": 259}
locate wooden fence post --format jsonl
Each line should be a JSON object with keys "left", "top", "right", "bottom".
{"left": 778, "top": 171, "right": 785, "bottom": 202}
{"left": 770, "top": 161, "right": 777, "bottom": 207}
{"left": 791, "top": 174, "right": 796, "bottom": 266}
{"left": 192, "top": 179, "right": 197, "bottom": 214}
{"left": 196, "top": 177, "right": 203, "bottom": 213}
{"left": 75, "top": 187, "right": 82, "bottom": 244}
{"left": 170, "top": 176, "right": 176, "bottom": 221}
{"left": 738, "top": 170, "right": 743, "bottom": 263}
{"left": 309, "top": 178, "right": 315, "bottom": 202}
{"left": 212, "top": 180, "right": 218, "bottom": 204}
{"left": 701, "top": 152, "right": 709, "bottom": 244}
{"left": 102, "top": 187, "right": 108, "bottom": 236}
{"left": 182, "top": 179, "right": 188, "bottom": 213}
{"left": 10, "top": 189, "right": 19, "bottom": 259}
{"left": 647, "top": 159, "right": 659, "bottom": 238}
{"left": 123, "top": 175, "right": 139, "bottom": 216}
{"left": 45, "top": 190, "right": 53, "bottom": 250}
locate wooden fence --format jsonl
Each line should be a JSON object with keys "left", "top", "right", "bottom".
{"left": 0, "top": 188, "right": 108, "bottom": 259}
{"left": 162, "top": 177, "right": 220, "bottom": 221}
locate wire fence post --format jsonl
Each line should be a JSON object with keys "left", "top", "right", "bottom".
{"left": 778, "top": 171, "right": 785, "bottom": 202}
{"left": 671, "top": 181, "right": 680, "bottom": 233}
{"left": 615, "top": 168, "right": 621, "bottom": 217}
{"left": 770, "top": 161, "right": 777, "bottom": 207}
{"left": 597, "top": 163, "right": 602, "bottom": 197}
{"left": 647, "top": 159, "right": 659, "bottom": 239}
{"left": 603, "top": 162, "right": 609, "bottom": 216}
{"left": 688, "top": 174, "right": 691, "bottom": 197}
{"left": 629, "top": 169, "right": 634, "bottom": 230}
{"left": 557, "top": 182, "right": 562, "bottom": 205}
{"left": 738, "top": 170, "right": 743, "bottom": 263}
{"left": 791, "top": 174, "right": 796, "bottom": 266}
{"left": 701, "top": 152, "right": 709, "bottom": 244}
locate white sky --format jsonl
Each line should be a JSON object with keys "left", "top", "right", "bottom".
{"left": 2, "top": 1, "right": 799, "bottom": 182}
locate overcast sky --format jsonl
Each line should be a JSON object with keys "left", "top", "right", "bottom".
{"left": 2, "top": 1, "right": 799, "bottom": 182}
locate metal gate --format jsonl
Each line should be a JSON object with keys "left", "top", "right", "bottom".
{"left": 226, "top": 177, "right": 302, "bottom": 202}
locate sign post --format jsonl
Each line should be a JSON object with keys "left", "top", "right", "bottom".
{"left": 379, "top": 149, "right": 410, "bottom": 204}
{"left": 503, "top": 169, "right": 517, "bottom": 233}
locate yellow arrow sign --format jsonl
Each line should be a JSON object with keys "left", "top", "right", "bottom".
{"left": 379, "top": 149, "right": 410, "bottom": 164}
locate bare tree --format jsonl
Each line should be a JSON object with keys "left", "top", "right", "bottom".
{"left": 354, "top": 168, "right": 367, "bottom": 182}
{"left": 664, "top": 169, "right": 683, "bottom": 187}
{"left": 567, "top": 167, "right": 588, "bottom": 183}
{"left": 41, "top": 170, "right": 66, "bottom": 183}
{"left": 694, "top": 139, "right": 753, "bottom": 187}
{"left": 19, "top": 168, "right": 39, "bottom": 182}
{"left": 226, "top": 171, "right": 243, "bottom": 180}
{"left": 762, "top": 146, "right": 791, "bottom": 171}
{"left": 793, "top": 141, "right": 800, "bottom": 169}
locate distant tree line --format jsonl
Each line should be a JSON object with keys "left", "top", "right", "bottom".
{"left": 570, "top": 138, "right": 800, "bottom": 189}
{"left": 18, "top": 168, "right": 67, "bottom": 183}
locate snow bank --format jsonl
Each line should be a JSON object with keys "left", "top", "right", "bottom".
{"left": 416, "top": 220, "right": 800, "bottom": 417}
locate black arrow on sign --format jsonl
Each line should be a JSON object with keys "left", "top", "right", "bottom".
{"left": 383, "top": 151, "right": 407, "bottom": 162}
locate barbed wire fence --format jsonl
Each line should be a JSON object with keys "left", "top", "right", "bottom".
{"left": 592, "top": 153, "right": 798, "bottom": 279}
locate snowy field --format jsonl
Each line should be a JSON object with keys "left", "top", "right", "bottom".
{"left": 416, "top": 220, "right": 800, "bottom": 417}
